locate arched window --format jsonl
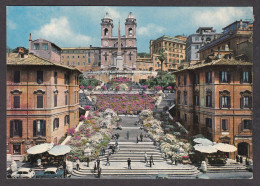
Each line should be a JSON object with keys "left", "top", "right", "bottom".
{"left": 104, "top": 28, "right": 108, "bottom": 36}
{"left": 128, "top": 28, "right": 133, "bottom": 36}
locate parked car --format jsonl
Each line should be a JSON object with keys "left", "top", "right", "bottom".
{"left": 11, "top": 168, "right": 35, "bottom": 179}
{"left": 35, "top": 167, "right": 64, "bottom": 178}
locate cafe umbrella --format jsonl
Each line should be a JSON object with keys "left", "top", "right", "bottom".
{"left": 48, "top": 145, "right": 72, "bottom": 156}
{"left": 193, "top": 138, "right": 213, "bottom": 146}
{"left": 194, "top": 144, "right": 218, "bottom": 154}
{"left": 27, "top": 143, "right": 54, "bottom": 155}
{"left": 213, "top": 143, "right": 237, "bottom": 153}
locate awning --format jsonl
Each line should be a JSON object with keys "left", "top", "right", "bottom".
{"left": 27, "top": 143, "right": 54, "bottom": 155}
{"left": 48, "top": 145, "right": 71, "bottom": 156}
{"left": 193, "top": 138, "right": 213, "bottom": 145}
{"left": 194, "top": 144, "right": 217, "bottom": 154}
{"left": 213, "top": 143, "right": 237, "bottom": 152}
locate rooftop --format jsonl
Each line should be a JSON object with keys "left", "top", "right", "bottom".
{"left": 153, "top": 35, "right": 186, "bottom": 44}
{"left": 7, "top": 53, "right": 82, "bottom": 73}
{"left": 175, "top": 58, "right": 252, "bottom": 73}
{"left": 61, "top": 47, "right": 100, "bottom": 50}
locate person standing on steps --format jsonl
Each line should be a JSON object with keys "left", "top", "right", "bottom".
{"left": 144, "top": 152, "right": 147, "bottom": 163}
{"left": 62, "top": 160, "right": 66, "bottom": 178}
{"left": 149, "top": 158, "right": 152, "bottom": 167}
{"left": 96, "top": 158, "right": 100, "bottom": 170}
{"left": 86, "top": 157, "right": 90, "bottom": 167}
{"left": 76, "top": 158, "right": 80, "bottom": 170}
{"left": 140, "top": 133, "right": 143, "bottom": 142}
{"left": 127, "top": 131, "right": 129, "bottom": 140}
{"left": 97, "top": 167, "right": 102, "bottom": 178}
{"left": 136, "top": 136, "right": 139, "bottom": 143}
{"left": 105, "top": 156, "right": 110, "bottom": 166}
{"left": 150, "top": 154, "right": 154, "bottom": 165}
{"left": 94, "top": 162, "right": 97, "bottom": 173}
{"left": 127, "top": 158, "right": 132, "bottom": 169}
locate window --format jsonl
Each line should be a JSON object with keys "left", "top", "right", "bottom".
{"left": 177, "top": 91, "right": 181, "bottom": 104}
{"left": 37, "top": 71, "right": 43, "bottom": 84}
{"left": 88, "top": 52, "right": 90, "bottom": 57}
{"left": 194, "top": 95, "right": 200, "bottom": 106}
{"left": 13, "top": 143, "right": 21, "bottom": 155}
{"left": 184, "top": 91, "right": 187, "bottom": 105}
{"left": 37, "top": 95, "right": 43, "bottom": 108}
{"left": 88, "top": 58, "right": 91, "bottom": 64}
{"left": 242, "top": 120, "right": 252, "bottom": 130}
{"left": 129, "top": 28, "right": 133, "bottom": 36}
{"left": 67, "top": 56, "right": 69, "bottom": 59}
{"left": 220, "top": 96, "right": 230, "bottom": 108}
{"left": 83, "top": 62, "right": 86, "bottom": 66}
{"left": 104, "top": 28, "right": 108, "bottom": 36}
{"left": 195, "top": 73, "right": 199, "bottom": 84}
{"left": 195, "top": 45, "right": 199, "bottom": 49}
{"left": 67, "top": 62, "right": 69, "bottom": 66}
{"left": 42, "top": 43, "right": 48, "bottom": 50}
{"left": 206, "top": 118, "right": 212, "bottom": 128}
{"left": 78, "top": 62, "right": 81, "bottom": 66}
{"left": 14, "top": 71, "right": 20, "bottom": 83}
{"left": 206, "top": 95, "right": 212, "bottom": 107}
{"left": 205, "top": 71, "right": 212, "bottom": 84}
{"left": 195, "top": 36, "right": 199, "bottom": 41}
{"left": 33, "top": 120, "right": 46, "bottom": 137}
{"left": 195, "top": 115, "right": 199, "bottom": 125}
{"left": 222, "top": 119, "right": 228, "bottom": 131}
{"left": 78, "top": 56, "right": 80, "bottom": 58}
{"left": 53, "top": 118, "right": 59, "bottom": 130}
{"left": 64, "top": 74, "right": 69, "bottom": 85}
{"left": 240, "top": 92, "right": 252, "bottom": 109}
{"left": 54, "top": 94, "right": 57, "bottom": 107}
{"left": 13, "top": 96, "right": 20, "bottom": 108}
{"left": 219, "top": 71, "right": 231, "bottom": 83}
{"left": 184, "top": 74, "right": 187, "bottom": 86}
{"left": 64, "top": 115, "right": 70, "bottom": 125}
{"left": 65, "top": 94, "right": 68, "bottom": 105}
{"left": 10, "top": 120, "right": 22, "bottom": 137}
{"left": 54, "top": 72, "right": 57, "bottom": 84}
{"left": 241, "top": 71, "right": 252, "bottom": 83}
{"left": 33, "top": 43, "right": 39, "bottom": 50}
{"left": 72, "top": 56, "right": 74, "bottom": 59}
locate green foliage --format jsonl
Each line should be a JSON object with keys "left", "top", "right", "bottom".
{"left": 79, "top": 74, "right": 101, "bottom": 88}
{"left": 141, "top": 71, "right": 176, "bottom": 89}
{"left": 138, "top": 52, "right": 150, "bottom": 58}
{"left": 12, "top": 47, "right": 29, "bottom": 54}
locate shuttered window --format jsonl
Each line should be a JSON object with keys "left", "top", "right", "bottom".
{"left": 242, "top": 120, "right": 252, "bottom": 130}
{"left": 240, "top": 96, "right": 252, "bottom": 109}
{"left": 219, "top": 71, "right": 231, "bottom": 83}
{"left": 33, "top": 120, "right": 46, "bottom": 137}
{"left": 222, "top": 119, "right": 228, "bottom": 131}
{"left": 13, "top": 96, "right": 20, "bottom": 108}
{"left": 65, "top": 94, "right": 68, "bottom": 105}
{"left": 37, "top": 71, "right": 43, "bottom": 84}
{"left": 54, "top": 72, "right": 58, "bottom": 84}
{"left": 54, "top": 95, "right": 57, "bottom": 107}
{"left": 220, "top": 96, "right": 231, "bottom": 108}
{"left": 10, "top": 120, "right": 22, "bottom": 137}
{"left": 37, "top": 95, "right": 43, "bottom": 108}
{"left": 14, "top": 71, "right": 20, "bottom": 83}
{"left": 206, "top": 118, "right": 212, "bottom": 128}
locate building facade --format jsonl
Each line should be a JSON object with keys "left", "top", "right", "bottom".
{"left": 150, "top": 35, "right": 186, "bottom": 71}
{"left": 198, "top": 20, "right": 253, "bottom": 61}
{"left": 7, "top": 53, "right": 81, "bottom": 160}
{"left": 100, "top": 12, "right": 137, "bottom": 70}
{"left": 61, "top": 47, "right": 101, "bottom": 72}
{"left": 186, "top": 27, "right": 220, "bottom": 65}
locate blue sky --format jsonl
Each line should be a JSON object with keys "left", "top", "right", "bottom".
{"left": 7, "top": 6, "right": 253, "bottom": 53}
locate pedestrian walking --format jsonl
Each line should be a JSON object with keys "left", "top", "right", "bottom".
{"left": 127, "top": 158, "right": 132, "bottom": 169}
{"left": 86, "top": 157, "right": 90, "bottom": 167}
{"left": 76, "top": 159, "right": 80, "bottom": 170}
{"left": 240, "top": 156, "right": 243, "bottom": 164}
{"left": 236, "top": 155, "right": 239, "bottom": 162}
{"left": 150, "top": 154, "right": 154, "bottom": 165}
{"left": 101, "top": 147, "right": 104, "bottom": 156}
{"left": 117, "top": 133, "right": 120, "bottom": 140}
{"left": 140, "top": 133, "right": 143, "bottom": 142}
{"left": 136, "top": 136, "right": 139, "bottom": 143}
{"left": 144, "top": 152, "right": 147, "bottom": 163}
{"left": 127, "top": 131, "right": 129, "bottom": 140}
{"left": 112, "top": 145, "right": 115, "bottom": 154}
{"left": 105, "top": 156, "right": 110, "bottom": 166}
{"left": 62, "top": 160, "right": 67, "bottom": 178}
{"left": 97, "top": 167, "right": 102, "bottom": 178}
{"left": 115, "top": 140, "right": 118, "bottom": 147}
{"left": 149, "top": 158, "right": 152, "bottom": 167}
{"left": 96, "top": 158, "right": 100, "bottom": 169}
{"left": 94, "top": 162, "right": 97, "bottom": 173}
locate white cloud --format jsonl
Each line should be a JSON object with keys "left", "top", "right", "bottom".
{"left": 137, "top": 24, "right": 166, "bottom": 36}
{"left": 7, "top": 20, "right": 16, "bottom": 29}
{"left": 193, "top": 7, "right": 248, "bottom": 28}
{"left": 32, "top": 17, "right": 91, "bottom": 47}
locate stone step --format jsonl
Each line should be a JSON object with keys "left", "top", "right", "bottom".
{"left": 109, "top": 142, "right": 154, "bottom": 145}
{"left": 104, "top": 154, "right": 162, "bottom": 158}
{"left": 100, "top": 157, "right": 165, "bottom": 161}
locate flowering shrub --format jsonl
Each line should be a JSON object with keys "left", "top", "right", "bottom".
{"left": 155, "top": 86, "right": 162, "bottom": 91}
{"left": 142, "top": 85, "right": 148, "bottom": 90}
{"left": 84, "top": 105, "right": 91, "bottom": 111}
{"left": 67, "top": 128, "right": 75, "bottom": 136}
{"left": 80, "top": 85, "right": 85, "bottom": 90}
{"left": 87, "top": 85, "right": 93, "bottom": 90}
{"left": 113, "top": 77, "right": 130, "bottom": 83}
{"left": 79, "top": 115, "right": 87, "bottom": 121}
{"left": 166, "top": 86, "right": 172, "bottom": 90}
{"left": 101, "top": 85, "right": 107, "bottom": 90}
{"left": 115, "top": 85, "right": 121, "bottom": 91}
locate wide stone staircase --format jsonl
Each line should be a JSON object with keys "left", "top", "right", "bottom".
{"left": 72, "top": 141, "right": 200, "bottom": 178}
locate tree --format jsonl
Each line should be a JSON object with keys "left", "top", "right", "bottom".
{"left": 79, "top": 74, "right": 101, "bottom": 88}
{"left": 12, "top": 47, "right": 29, "bottom": 54}
{"left": 158, "top": 49, "right": 167, "bottom": 72}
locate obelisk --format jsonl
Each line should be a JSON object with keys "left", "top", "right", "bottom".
{"left": 116, "top": 20, "right": 123, "bottom": 70}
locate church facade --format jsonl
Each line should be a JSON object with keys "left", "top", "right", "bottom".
{"left": 100, "top": 12, "right": 137, "bottom": 70}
